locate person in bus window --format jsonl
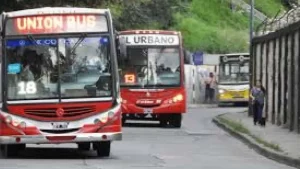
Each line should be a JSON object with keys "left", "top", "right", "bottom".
{"left": 20, "top": 63, "right": 34, "bottom": 81}
{"left": 250, "top": 80, "right": 266, "bottom": 126}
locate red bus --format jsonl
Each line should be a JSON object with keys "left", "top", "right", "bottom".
{"left": 116, "top": 30, "right": 188, "bottom": 128}
{"left": 0, "top": 7, "right": 122, "bottom": 157}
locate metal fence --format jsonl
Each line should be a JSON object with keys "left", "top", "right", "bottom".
{"left": 251, "top": 13, "right": 300, "bottom": 133}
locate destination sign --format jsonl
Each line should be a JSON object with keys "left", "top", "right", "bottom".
{"left": 119, "top": 34, "right": 179, "bottom": 46}
{"left": 5, "top": 14, "right": 108, "bottom": 35}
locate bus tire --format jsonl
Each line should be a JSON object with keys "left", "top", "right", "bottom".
{"left": 122, "top": 118, "right": 126, "bottom": 126}
{"left": 172, "top": 114, "right": 182, "bottom": 128}
{"left": 94, "top": 141, "right": 111, "bottom": 157}
{"left": 77, "top": 142, "right": 91, "bottom": 151}
{"left": 2, "top": 144, "right": 25, "bottom": 157}
{"left": 159, "top": 119, "right": 168, "bottom": 127}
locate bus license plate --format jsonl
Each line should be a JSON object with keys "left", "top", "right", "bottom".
{"left": 51, "top": 122, "right": 69, "bottom": 130}
{"left": 233, "top": 93, "right": 243, "bottom": 97}
{"left": 144, "top": 108, "right": 153, "bottom": 114}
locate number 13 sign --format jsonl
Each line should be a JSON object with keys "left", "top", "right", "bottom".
{"left": 124, "top": 74, "right": 136, "bottom": 83}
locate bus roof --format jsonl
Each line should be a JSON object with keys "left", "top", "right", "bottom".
{"left": 118, "top": 30, "right": 180, "bottom": 35}
{"left": 3, "top": 7, "right": 110, "bottom": 17}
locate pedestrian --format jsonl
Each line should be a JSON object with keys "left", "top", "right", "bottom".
{"left": 204, "top": 72, "right": 217, "bottom": 103}
{"left": 250, "top": 80, "right": 266, "bottom": 126}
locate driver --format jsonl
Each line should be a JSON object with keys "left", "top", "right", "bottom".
{"left": 96, "top": 75, "right": 111, "bottom": 91}
{"left": 20, "top": 64, "right": 34, "bottom": 81}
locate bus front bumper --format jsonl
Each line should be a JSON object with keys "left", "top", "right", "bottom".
{"left": 0, "top": 132, "right": 122, "bottom": 144}
{"left": 218, "top": 98, "right": 249, "bottom": 103}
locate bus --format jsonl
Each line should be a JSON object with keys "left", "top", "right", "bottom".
{"left": 217, "top": 53, "right": 250, "bottom": 106}
{"left": 0, "top": 7, "right": 121, "bottom": 157}
{"left": 116, "top": 30, "right": 188, "bottom": 128}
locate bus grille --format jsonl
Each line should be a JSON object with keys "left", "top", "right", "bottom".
{"left": 24, "top": 106, "right": 96, "bottom": 118}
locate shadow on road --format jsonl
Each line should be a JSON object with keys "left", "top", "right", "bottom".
{"left": 123, "top": 121, "right": 178, "bottom": 129}
{"left": 0, "top": 147, "right": 116, "bottom": 159}
{"left": 217, "top": 103, "right": 249, "bottom": 108}
{"left": 123, "top": 122, "right": 160, "bottom": 128}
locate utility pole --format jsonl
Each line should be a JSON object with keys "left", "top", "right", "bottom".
{"left": 249, "top": 0, "right": 254, "bottom": 42}
{"left": 249, "top": 0, "right": 254, "bottom": 116}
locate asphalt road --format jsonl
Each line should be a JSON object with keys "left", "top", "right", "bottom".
{"left": 0, "top": 106, "right": 295, "bottom": 169}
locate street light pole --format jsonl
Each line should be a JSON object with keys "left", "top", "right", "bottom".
{"left": 249, "top": 0, "right": 254, "bottom": 41}
{"left": 249, "top": 0, "right": 254, "bottom": 116}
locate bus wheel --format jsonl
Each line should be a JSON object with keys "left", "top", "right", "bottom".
{"left": 93, "top": 141, "right": 111, "bottom": 157}
{"left": 122, "top": 114, "right": 126, "bottom": 126}
{"left": 77, "top": 142, "right": 91, "bottom": 151}
{"left": 2, "top": 144, "right": 24, "bottom": 157}
{"left": 159, "top": 117, "right": 168, "bottom": 127}
{"left": 171, "top": 114, "right": 182, "bottom": 128}
{"left": 122, "top": 118, "right": 126, "bottom": 126}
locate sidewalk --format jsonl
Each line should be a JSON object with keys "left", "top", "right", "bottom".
{"left": 213, "top": 111, "right": 300, "bottom": 168}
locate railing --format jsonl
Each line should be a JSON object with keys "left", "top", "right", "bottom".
{"left": 255, "top": 5, "right": 300, "bottom": 36}
{"left": 251, "top": 5, "right": 300, "bottom": 133}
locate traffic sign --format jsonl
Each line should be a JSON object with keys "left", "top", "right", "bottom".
{"left": 193, "top": 51, "right": 203, "bottom": 65}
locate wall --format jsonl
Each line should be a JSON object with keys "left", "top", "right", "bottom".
{"left": 184, "top": 65, "right": 201, "bottom": 104}
{"left": 184, "top": 64, "right": 218, "bottom": 105}
{"left": 251, "top": 20, "right": 300, "bottom": 133}
{"left": 203, "top": 54, "right": 220, "bottom": 65}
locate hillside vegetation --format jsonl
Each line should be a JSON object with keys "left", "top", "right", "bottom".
{"left": 174, "top": 0, "right": 251, "bottom": 53}
{"left": 246, "top": 0, "right": 285, "bottom": 17}
{"left": 0, "top": 0, "right": 287, "bottom": 53}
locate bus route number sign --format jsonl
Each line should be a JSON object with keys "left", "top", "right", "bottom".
{"left": 124, "top": 74, "right": 136, "bottom": 83}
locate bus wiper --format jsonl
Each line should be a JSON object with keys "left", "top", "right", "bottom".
{"left": 27, "top": 35, "right": 38, "bottom": 45}
{"left": 70, "top": 33, "right": 87, "bottom": 54}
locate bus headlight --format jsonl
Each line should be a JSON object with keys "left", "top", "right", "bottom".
{"left": 96, "top": 111, "right": 115, "bottom": 124}
{"left": 108, "top": 111, "right": 114, "bottom": 118}
{"left": 117, "top": 97, "right": 123, "bottom": 104}
{"left": 5, "top": 116, "right": 12, "bottom": 123}
{"left": 173, "top": 94, "right": 183, "bottom": 102}
{"left": 19, "top": 121, "right": 27, "bottom": 128}
{"left": 94, "top": 118, "right": 100, "bottom": 124}
{"left": 219, "top": 89, "right": 225, "bottom": 94}
{"left": 99, "top": 113, "right": 108, "bottom": 123}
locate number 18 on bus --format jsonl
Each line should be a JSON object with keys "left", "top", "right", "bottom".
{"left": 0, "top": 7, "right": 122, "bottom": 157}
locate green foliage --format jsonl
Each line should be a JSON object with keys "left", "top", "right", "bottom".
{"left": 116, "top": 0, "right": 180, "bottom": 30}
{"left": 218, "top": 116, "right": 250, "bottom": 134}
{"left": 0, "top": 0, "right": 284, "bottom": 53}
{"left": 244, "top": 0, "right": 285, "bottom": 17}
{"left": 218, "top": 115, "right": 283, "bottom": 152}
{"left": 174, "top": 0, "right": 250, "bottom": 53}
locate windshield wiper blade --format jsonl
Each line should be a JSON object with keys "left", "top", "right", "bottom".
{"left": 27, "top": 35, "right": 38, "bottom": 45}
{"left": 70, "top": 33, "right": 87, "bottom": 54}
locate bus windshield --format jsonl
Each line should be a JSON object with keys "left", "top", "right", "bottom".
{"left": 118, "top": 47, "right": 181, "bottom": 87}
{"left": 6, "top": 36, "right": 111, "bottom": 101}
{"left": 219, "top": 62, "right": 249, "bottom": 84}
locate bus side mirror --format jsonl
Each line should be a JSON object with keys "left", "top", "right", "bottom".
{"left": 119, "top": 37, "right": 127, "bottom": 59}
{"left": 183, "top": 49, "right": 192, "bottom": 64}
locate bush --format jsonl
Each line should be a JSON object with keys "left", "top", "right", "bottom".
{"left": 174, "top": 0, "right": 251, "bottom": 53}
{"left": 244, "top": 0, "right": 285, "bottom": 17}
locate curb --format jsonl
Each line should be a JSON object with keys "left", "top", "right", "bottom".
{"left": 212, "top": 115, "right": 300, "bottom": 169}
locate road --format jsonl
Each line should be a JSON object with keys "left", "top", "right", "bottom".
{"left": 0, "top": 107, "right": 295, "bottom": 169}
